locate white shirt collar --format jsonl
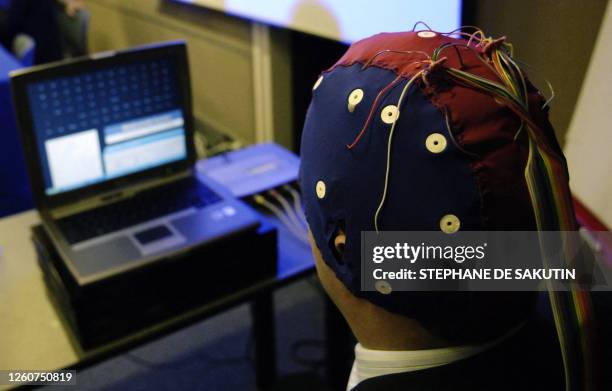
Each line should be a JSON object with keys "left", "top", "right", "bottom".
{"left": 347, "top": 323, "right": 524, "bottom": 390}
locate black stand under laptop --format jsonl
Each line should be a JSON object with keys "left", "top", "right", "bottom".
{"left": 32, "top": 220, "right": 277, "bottom": 349}
{"left": 9, "top": 41, "right": 280, "bottom": 349}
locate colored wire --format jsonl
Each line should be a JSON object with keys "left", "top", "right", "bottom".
{"left": 361, "top": 50, "right": 430, "bottom": 70}
{"left": 411, "top": 21, "right": 433, "bottom": 31}
{"left": 443, "top": 108, "right": 479, "bottom": 158}
{"left": 360, "top": 27, "right": 595, "bottom": 390}
{"left": 283, "top": 184, "right": 307, "bottom": 226}
{"left": 374, "top": 70, "right": 425, "bottom": 232}
{"left": 414, "top": 23, "right": 486, "bottom": 43}
{"left": 253, "top": 194, "right": 309, "bottom": 244}
{"left": 347, "top": 75, "right": 403, "bottom": 149}
{"left": 542, "top": 80, "right": 556, "bottom": 109}
{"left": 431, "top": 32, "right": 595, "bottom": 391}
{"left": 268, "top": 189, "right": 306, "bottom": 234}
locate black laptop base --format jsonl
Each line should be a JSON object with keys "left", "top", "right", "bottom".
{"left": 32, "top": 221, "right": 277, "bottom": 349}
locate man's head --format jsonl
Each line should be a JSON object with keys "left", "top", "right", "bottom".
{"left": 299, "top": 29, "right": 568, "bottom": 347}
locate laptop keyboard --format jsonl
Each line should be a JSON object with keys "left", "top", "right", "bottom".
{"left": 57, "top": 177, "right": 221, "bottom": 244}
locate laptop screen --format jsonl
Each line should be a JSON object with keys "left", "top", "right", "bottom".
{"left": 25, "top": 53, "right": 188, "bottom": 195}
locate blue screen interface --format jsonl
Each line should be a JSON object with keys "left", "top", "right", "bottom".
{"left": 26, "top": 56, "right": 187, "bottom": 195}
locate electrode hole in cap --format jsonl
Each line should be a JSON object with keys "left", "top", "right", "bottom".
{"left": 375, "top": 280, "right": 393, "bottom": 294}
{"left": 381, "top": 105, "right": 399, "bottom": 124}
{"left": 426, "top": 133, "right": 447, "bottom": 153}
{"left": 440, "top": 214, "right": 460, "bottom": 233}
{"left": 417, "top": 31, "right": 437, "bottom": 38}
{"left": 348, "top": 88, "right": 364, "bottom": 112}
{"left": 316, "top": 180, "right": 326, "bottom": 199}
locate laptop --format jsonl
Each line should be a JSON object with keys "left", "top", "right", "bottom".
{"left": 10, "top": 41, "right": 260, "bottom": 285}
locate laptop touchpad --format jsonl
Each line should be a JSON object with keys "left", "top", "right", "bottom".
{"left": 132, "top": 224, "right": 186, "bottom": 255}
{"left": 134, "top": 225, "right": 172, "bottom": 244}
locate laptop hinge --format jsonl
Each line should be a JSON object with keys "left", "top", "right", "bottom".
{"left": 49, "top": 170, "right": 191, "bottom": 219}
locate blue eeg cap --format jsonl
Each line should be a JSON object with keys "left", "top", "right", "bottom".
{"left": 298, "top": 31, "right": 543, "bottom": 324}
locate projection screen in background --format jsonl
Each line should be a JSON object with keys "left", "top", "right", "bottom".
{"left": 176, "top": 0, "right": 462, "bottom": 43}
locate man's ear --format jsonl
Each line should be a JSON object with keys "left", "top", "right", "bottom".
{"left": 334, "top": 232, "right": 346, "bottom": 255}
{"left": 328, "top": 221, "right": 346, "bottom": 264}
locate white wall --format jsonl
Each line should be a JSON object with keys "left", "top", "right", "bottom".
{"left": 472, "top": 0, "right": 608, "bottom": 145}
{"left": 85, "top": 0, "right": 292, "bottom": 147}
{"left": 86, "top": 0, "right": 293, "bottom": 148}
{"left": 564, "top": 1, "right": 612, "bottom": 227}
{"left": 181, "top": 0, "right": 461, "bottom": 43}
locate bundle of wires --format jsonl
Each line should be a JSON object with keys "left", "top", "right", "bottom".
{"left": 428, "top": 29, "right": 596, "bottom": 391}
{"left": 252, "top": 184, "right": 310, "bottom": 245}
{"left": 356, "top": 25, "right": 596, "bottom": 391}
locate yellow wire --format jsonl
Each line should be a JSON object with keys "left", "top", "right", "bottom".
{"left": 374, "top": 70, "right": 425, "bottom": 232}
{"left": 525, "top": 141, "right": 573, "bottom": 391}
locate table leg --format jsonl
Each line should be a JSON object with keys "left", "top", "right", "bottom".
{"left": 251, "top": 292, "right": 277, "bottom": 390}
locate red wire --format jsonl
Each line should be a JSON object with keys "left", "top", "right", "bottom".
{"left": 347, "top": 75, "right": 402, "bottom": 149}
